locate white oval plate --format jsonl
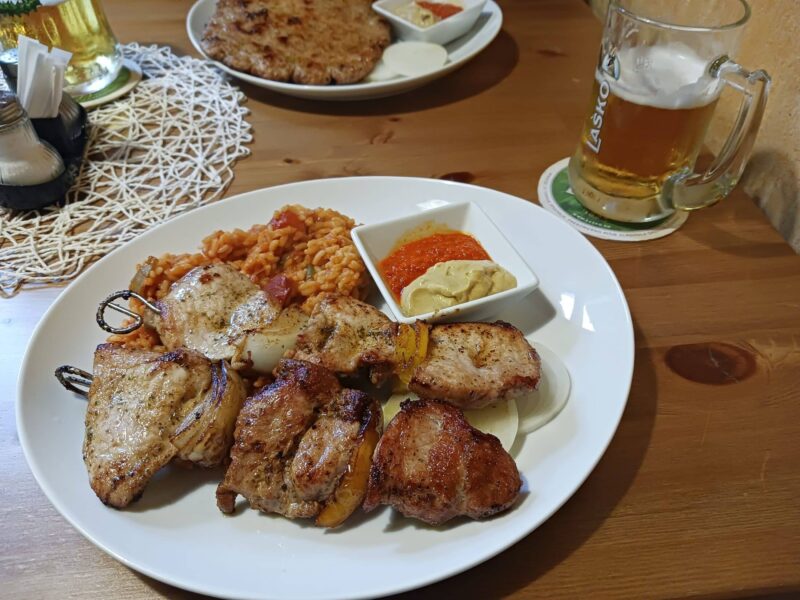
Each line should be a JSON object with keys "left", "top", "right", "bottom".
{"left": 186, "top": 0, "right": 503, "bottom": 101}
{"left": 17, "top": 177, "right": 633, "bottom": 600}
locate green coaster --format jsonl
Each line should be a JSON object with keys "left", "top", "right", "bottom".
{"left": 73, "top": 58, "right": 142, "bottom": 108}
{"left": 537, "top": 158, "right": 688, "bottom": 242}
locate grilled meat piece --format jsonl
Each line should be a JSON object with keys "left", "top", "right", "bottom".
{"left": 363, "top": 399, "right": 522, "bottom": 525}
{"left": 409, "top": 321, "right": 541, "bottom": 409}
{"left": 84, "top": 344, "right": 245, "bottom": 508}
{"left": 290, "top": 295, "right": 540, "bottom": 407}
{"left": 201, "top": 0, "right": 391, "bottom": 85}
{"left": 216, "top": 359, "right": 381, "bottom": 525}
{"left": 140, "top": 263, "right": 306, "bottom": 374}
{"left": 288, "top": 293, "right": 397, "bottom": 385}
{"left": 143, "top": 263, "right": 278, "bottom": 360}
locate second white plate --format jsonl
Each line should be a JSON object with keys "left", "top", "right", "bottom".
{"left": 186, "top": 0, "right": 503, "bottom": 101}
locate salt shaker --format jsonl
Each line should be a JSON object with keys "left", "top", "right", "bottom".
{"left": 0, "top": 90, "right": 69, "bottom": 210}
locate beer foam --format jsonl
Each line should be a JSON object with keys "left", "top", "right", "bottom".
{"left": 602, "top": 44, "right": 721, "bottom": 109}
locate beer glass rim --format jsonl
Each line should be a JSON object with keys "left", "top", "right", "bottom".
{"left": 610, "top": 0, "right": 751, "bottom": 33}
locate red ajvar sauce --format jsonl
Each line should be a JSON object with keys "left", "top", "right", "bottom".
{"left": 417, "top": 1, "right": 463, "bottom": 19}
{"left": 379, "top": 232, "right": 490, "bottom": 299}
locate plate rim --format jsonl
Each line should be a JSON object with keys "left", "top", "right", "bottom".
{"left": 16, "top": 176, "right": 634, "bottom": 600}
{"left": 185, "top": 0, "right": 504, "bottom": 99}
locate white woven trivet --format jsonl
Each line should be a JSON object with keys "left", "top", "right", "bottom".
{"left": 0, "top": 43, "right": 252, "bottom": 297}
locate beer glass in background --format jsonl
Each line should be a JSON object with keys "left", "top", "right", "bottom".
{"left": 568, "top": 0, "right": 770, "bottom": 223}
{"left": 0, "top": 0, "right": 122, "bottom": 95}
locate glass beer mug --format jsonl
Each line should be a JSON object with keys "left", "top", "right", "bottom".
{"left": 0, "top": 0, "right": 122, "bottom": 95}
{"left": 568, "top": 0, "right": 770, "bottom": 223}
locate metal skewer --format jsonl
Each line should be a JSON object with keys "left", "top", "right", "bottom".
{"left": 54, "top": 365, "right": 93, "bottom": 398}
{"left": 96, "top": 290, "right": 161, "bottom": 334}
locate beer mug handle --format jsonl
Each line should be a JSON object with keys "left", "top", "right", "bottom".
{"left": 667, "top": 57, "right": 770, "bottom": 211}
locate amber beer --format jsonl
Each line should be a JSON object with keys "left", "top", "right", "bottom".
{"left": 568, "top": 45, "right": 722, "bottom": 223}
{"left": 0, "top": 0, "right": 121, "bottom": 94}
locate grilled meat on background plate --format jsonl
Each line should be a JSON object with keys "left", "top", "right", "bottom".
{"left": 84, "top": 344, "right": 245, "bottom": 508}
{"left": 363, "top": 399, "right": 522, "bottom": 526}
{"left": 201, "top": 0, "right": 391, "bottom": 85}
{"left": 216, "top": 359, "right": 381, "bottom": 527}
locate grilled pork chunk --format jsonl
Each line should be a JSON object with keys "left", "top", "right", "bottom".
{"left": 409, "top": 321, "right": 541, "bottom": 409}
{"left": 289, "top": 294, "right": 541, "bottom": 408}
{"left": 216, "top": 359, "right": 381, "bottom": 526}
{"left": 140, "top": 263, "right": 306, "bottom": 374}
{"left": 288, "top": 293, "right": 397, "bottom": 385}
{"left": 363, "top": 399, "right": 522, "bottom": 525}
{"left": 84, "top": 344, "right": 245, "bottom": 508}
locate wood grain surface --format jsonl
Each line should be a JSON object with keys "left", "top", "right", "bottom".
{"left": 2, "top": 1, "right": 799, "bottom": 599}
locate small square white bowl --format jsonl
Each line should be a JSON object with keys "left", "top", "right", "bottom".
{"left": 372, "top": 0, "right": 488, "bottom": 46}
{"left": 352, "top": 201, "right": 539, "bottom": 324}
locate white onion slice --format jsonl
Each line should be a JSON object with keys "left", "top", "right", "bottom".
{"left": 463, "top": 399, "right": 518, "bottom": 452}
{"left": 383, "top": 393, "right": 519, "bottom": 452}
{"left": 232, "top": 307, "right": 308, "bottom": 374}
{"left": 366, "top": 58, "right": 401, "bottom": 82}
{"left": 517, "top": 342, "right": 571, "bottom": 434}
{"left": 239, "top": 331, "right": 298, "bottom": 375}
{"left": 382, "top": 42, "right": 448, "bottom": 77}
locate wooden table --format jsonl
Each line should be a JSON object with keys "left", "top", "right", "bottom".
{"left": 3, "top": 1, "right": 799, "bottom": 598}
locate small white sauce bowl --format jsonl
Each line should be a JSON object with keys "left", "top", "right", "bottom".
{"left": 352, "top": 201, "right": 540, "bottom": 324}
{"left": 372, "top": 0, "right": 488, "bottom": 46}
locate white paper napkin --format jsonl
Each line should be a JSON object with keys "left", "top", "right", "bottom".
{"left": 17, "top": 35, "right": 72, "bottom": 118}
